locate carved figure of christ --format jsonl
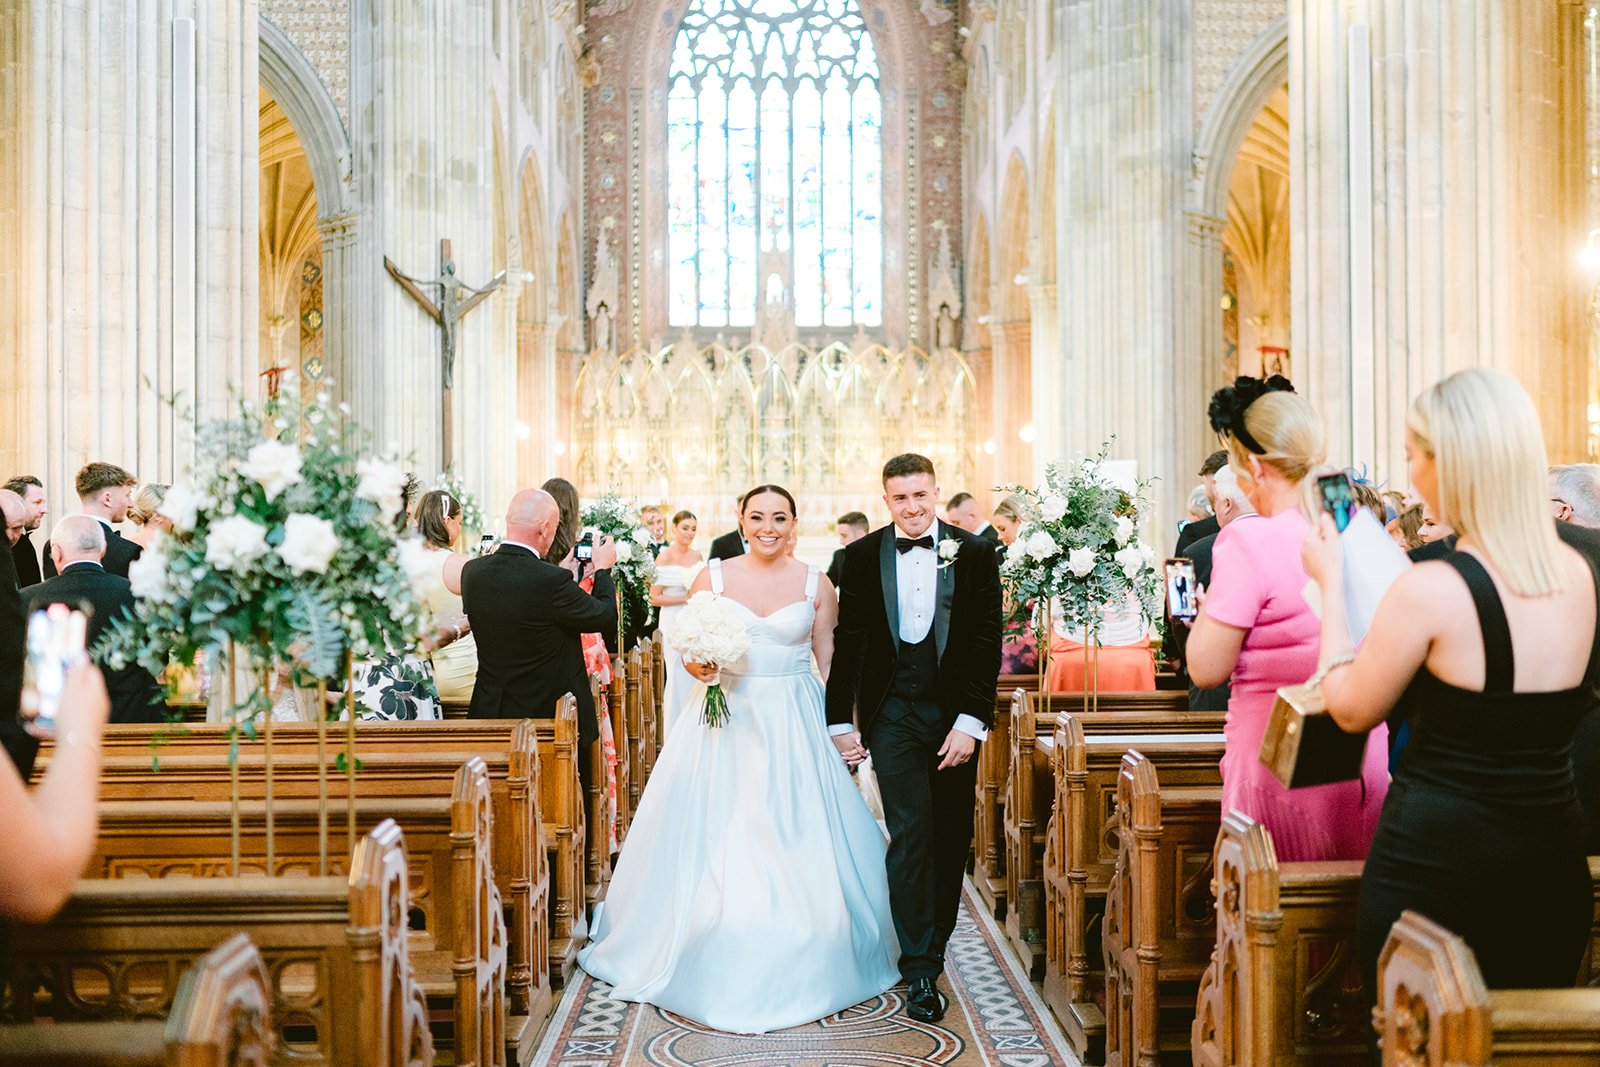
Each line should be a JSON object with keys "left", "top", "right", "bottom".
{"left": 384, "top": 239, "right": 505, "bottom": 469}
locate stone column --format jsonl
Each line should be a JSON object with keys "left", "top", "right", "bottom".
{"left": 0, "top": 0, "right": 257, "bottom": 504}
{"left": 1179, "top": 212, "right": 1226, "bottom": 472}
{"left": 994, "top": 319, "right": 1035, "bottom": 480}
{"left": 1029, "top": 276, "right": 1061, "bottom": 478}
{"left": 1292, "top": 1, "right": 1586, "bottom": 474}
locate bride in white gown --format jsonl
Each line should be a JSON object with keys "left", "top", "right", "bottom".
{"left": 578, "top": 485, "right": 899, "bottom": 1033}
{"left": 647, "top": 509, "right": 703, "bottom": 739}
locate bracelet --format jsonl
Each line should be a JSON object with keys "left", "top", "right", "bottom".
{"left": 1309, "top": 653, "right": 1357, "bottom": 687}
{"left": 454, "top": 620, "right": 466, "bottom": 640}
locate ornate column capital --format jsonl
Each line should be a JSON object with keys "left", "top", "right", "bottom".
{"left": 1186, "top": 211, "right": 1225, "bottom": 248}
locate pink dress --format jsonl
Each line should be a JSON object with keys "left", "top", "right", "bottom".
{"left": 1206, "top": 509, "right": 1388, "bottom": 861}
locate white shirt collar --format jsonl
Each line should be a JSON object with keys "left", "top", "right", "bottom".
{"left": 891, "top": 518, "right": 942, "bottom": 544}
{"left": 501, "top": 538, "right": 542, "bottom": 558}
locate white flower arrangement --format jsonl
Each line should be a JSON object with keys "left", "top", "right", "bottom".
{"left": 996, "top": 440, "right": 1164, "bottom": 643}
{"left": 278, "top": 513, "right": 341, "bottom": 575}
{"left": 238, "top": 440, "right": 303, "bottom": 501}
{"left": 581, "top": 492, "right": 659, "bottom": 645}
{"left": 937, "top": 538, "right": 961, "bottom": 565}
{"left": 666, "top": 590, "right": 752, "bottom": 726}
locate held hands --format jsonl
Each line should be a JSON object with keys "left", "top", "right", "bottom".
{"left": 1301, "top": 512, "right": 1344, "bottom": 588}
{"left": 683, "top": 659, "right": 720, "bottom": 684}
{"left": 832, "top": 730, "right": 868, "bottom": 767}
{"left": 937, "top": 728, "right": 977, "bottom": 770}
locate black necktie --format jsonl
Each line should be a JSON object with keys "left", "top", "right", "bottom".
{"left": 895, "top": 535, "right": 934, "bottom": 554}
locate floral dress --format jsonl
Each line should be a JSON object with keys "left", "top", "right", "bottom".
{"left": 349, "top": 653, "right": 441, "bottom": 721}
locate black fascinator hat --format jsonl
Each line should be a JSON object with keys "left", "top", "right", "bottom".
{"left": 1208, "top": 375, "right": 1295, "bottom": 456}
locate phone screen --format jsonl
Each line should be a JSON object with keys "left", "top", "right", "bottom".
{"left": 1317, "top": 473, "right": 1357, "bottom": 533}
{"left": 575, "top": 532, "right": 594, "bottom": 561}
{"left": 1165, "top": 558, "right": 1198, "bottom": 622}
{"left": 21, "top": 604, "right": 87, "bottom": 737}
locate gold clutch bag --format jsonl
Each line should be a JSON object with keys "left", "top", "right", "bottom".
{"left": 1259, "top": 658, "right": 1369, "bottom": 789}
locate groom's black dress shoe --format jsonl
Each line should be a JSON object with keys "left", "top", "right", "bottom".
{"left": 906, "top": 977, "right": 945, "bottom": 1023}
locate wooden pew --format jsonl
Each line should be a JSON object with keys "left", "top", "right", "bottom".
{"left": 1191, "top": 811, "right": 1367, "bottom": 1066}
{"left": 587, "top": 677, "right": 615, "bottom": 910}
{"left": 1038, "top": 714, "right": 1225, "bottom": 1065}
{"left": 85, "top": 759, "right": 507, "bottom": 1067}
{"left": 60, "top": 715, "right": 563, "bottom": 1017}
{"left": 625, "top": 648, "right": 649, "bottom": 814}
{"left": 974, "top": 677, "right": 1195, "bottom": 917}
{"left": 1099, "top": 750, "right": 1219, "bottom": 1066}
{"left": 0, "top": 933, "right": 273, "bottom": 1067}
{"left": 648, "top": 637, "right": 665, "bottom": 765}
{"left": 1377, "top": 910, "right": 1600, "bottom": 1065}
{"left": 607, "top": 653, "right": 633, "bottom": 840}
{"left": 1, "top": 821, "right": 434, "bottom": 1066}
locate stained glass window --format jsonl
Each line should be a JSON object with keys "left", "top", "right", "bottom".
{"left": 668, "top": 0, "right": 882, "bottom": 330}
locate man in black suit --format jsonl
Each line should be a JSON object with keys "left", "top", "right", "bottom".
{"left": 24, "top": 516, "right": 163, "bottom": 724}
{"left": 826, "top": 511, "right": 870, "bottom": 589}
{"left": 826, "top": 453, "right": 1003, "bottom": 1023}
{"left": 1173, "top": 450, "right": 1231, "bottom": 557}
{"left": 462, "top": 488, "right": 618, "bottom": 793}
{"left": 4, "top": 475, "right": 47, "bottom": 587}
{"left": 708, "top": 494, "right": 749, "bottom": 562}
{"left": 944, "top": 491, "right": 1001, "bottom": 546}
{"left": 42, "top": 462, "right": 141, "bottom": 580}
{"left": 0, "top": 489, "right": 38, "bottom": 777}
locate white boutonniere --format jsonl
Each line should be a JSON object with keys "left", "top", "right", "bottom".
{"left": 937, "top": 538, "right": 961, "bottom": 568}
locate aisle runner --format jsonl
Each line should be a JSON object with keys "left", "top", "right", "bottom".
{"left": 532, "top": 881, "right": 1077, "bottom": 1066}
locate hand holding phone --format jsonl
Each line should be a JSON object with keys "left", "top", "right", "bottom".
{"left": 1165, "top": 558, "right": 1198, "bottom": 622}
{"left": 1316, "top": 472, "right": 1358, "bottom": 533}
{"left": 20, "top": 604, "right": 89, "bottom": 737}
{"left": 575, "top": 530, "right": 595, "bottom": 562}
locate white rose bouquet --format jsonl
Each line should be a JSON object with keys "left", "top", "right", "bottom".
{"left": 666, "top": 591, "right": 752, "bottom": 727}
{"left": 581, "top": 492, "right": 659, "bottom": 647}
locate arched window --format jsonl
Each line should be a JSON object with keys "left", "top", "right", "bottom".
{"left": 667, "top": 0, "right": 882, "bottom": 330}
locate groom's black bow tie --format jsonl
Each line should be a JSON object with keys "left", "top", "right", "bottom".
{"left": 895, "top": 535, "right": 935, "bottom": 554}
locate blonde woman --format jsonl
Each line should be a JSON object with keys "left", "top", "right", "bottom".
{"left": 1301, "top": 368, "right": 1595, "bottom": 1011}
{"left": 1186, "top": 375, "right": 1388, "bottom": 862}
{"left": 126, "top": 484, "right": 171, "bottom": 552}
{"left": 414, "top": 489, "right": 477, "bottom": 705}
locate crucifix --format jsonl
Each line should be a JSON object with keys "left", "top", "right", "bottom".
{"left": 385, "top": 239, "right": 505, "bottom": 469}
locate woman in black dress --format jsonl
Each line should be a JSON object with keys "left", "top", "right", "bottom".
{"left": 1300, "top": 368, "right": 1593, "bottom": 1021}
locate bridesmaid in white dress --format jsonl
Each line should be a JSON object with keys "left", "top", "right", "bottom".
{"left": 649, "top": 509, "right": 704, "bottom": 738}
{"left": 579, "top": 486, "right": 899, "bottom": 1033}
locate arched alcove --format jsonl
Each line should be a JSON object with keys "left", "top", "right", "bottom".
{"left": 518, "top": 158, "right": 551, "bottom": 483}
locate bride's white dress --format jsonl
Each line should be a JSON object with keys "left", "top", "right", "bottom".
{"left": 577, "top": 562, "right": 900, "bottom": 1033}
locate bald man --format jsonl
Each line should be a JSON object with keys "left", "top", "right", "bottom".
{"left": 0, "top": 490, "right": 25, "bottom": 547}
{"left": 461, "top": 489, "right": 619, "bottom": 791}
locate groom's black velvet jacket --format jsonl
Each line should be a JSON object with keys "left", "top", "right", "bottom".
{"left": 826, "top": 523, "right": 1003, "bottom": 734}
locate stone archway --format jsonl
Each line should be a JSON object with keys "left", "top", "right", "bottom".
{"left": 517, "top": 158, "right": 551, "bottom": 484}
{"left": 258, "top": 89, "right": 323, "bottom": 400}
{"left": 997, "top": 153, "right": 1033, "bottom": 480}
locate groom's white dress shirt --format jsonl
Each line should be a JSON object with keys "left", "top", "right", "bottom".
{"left": 832, "top": 518, "right": 987, "bottom": 742}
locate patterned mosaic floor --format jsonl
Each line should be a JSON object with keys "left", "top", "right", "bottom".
{"left": 530, "top": 880, "right": 1078, "bottom": 1066}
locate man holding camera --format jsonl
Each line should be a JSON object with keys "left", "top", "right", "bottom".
{"left": 463, "top": 487, "right": 618, "bottom": 794}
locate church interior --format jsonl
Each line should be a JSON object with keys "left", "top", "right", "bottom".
{"left": 5, "top": 2, "right": 1600, "bottom": 1065}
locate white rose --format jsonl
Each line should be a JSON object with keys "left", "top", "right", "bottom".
{"left": 356, "top": 456, "right": 407, "bottom": 519}
{"left": 205, "top": 515, "right": 270, "bottom": 573}
{"left": 1114, "top": 516, "right": 1135, "bottom": 547}
{"left": 938, "top": 538, "right": 961, "bottom": 562}
{"left": 1114, "top": 544, "right": 1144, "bottom": 580}
{"left": 1139, "top": 542, "right": 1155, "bottom": 565}
{"left": 127, "top": 541, "right": 172, "bottom": 603}
{"left": 615, "top": 539, "right": 634, "bottom": 563}
{"left": 238, "top": 440, "right": 303, "bottom": 501}
{"left": 633, "top": 527, "right": 653, "bottom": 545}
{"left": 1025, "top": 530, "right": 1058, "bottom": 561}
{"left": 1039, "top": 494, "right": 1068, "bottom": 522}
{"left": 1067, "top": 546, "right": 1097, "bottom": 578}
{"left": 1004, "top": 538, "right": 1029, "bottom": 569}
{"left": 397, "top": 536, "right": 441, "bottom": 600}
{"left": 161, "top": 483, "right": 208, "bottom": 534}
{"left": 278, "top": 513, "right": 341, "bottom": 575}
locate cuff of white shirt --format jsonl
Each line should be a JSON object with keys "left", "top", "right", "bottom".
{"left": 952, "top": 714, "right": 988, "bottom": 741}
{"left": 828, "top": 723, "right": 856, "bottom": 737}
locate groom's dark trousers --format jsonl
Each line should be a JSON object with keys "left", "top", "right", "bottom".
{"left": 868, "top": 632, "right": 981, "bottom": 983}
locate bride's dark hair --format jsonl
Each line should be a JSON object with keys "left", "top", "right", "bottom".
{"left": 741, "top": 484, "right": 798, "bottom": 515}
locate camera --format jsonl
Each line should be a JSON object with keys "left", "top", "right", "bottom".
{"left": 575, "top": 530, "right": 595, "bottom": 562}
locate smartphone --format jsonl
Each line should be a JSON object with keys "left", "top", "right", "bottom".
{"left": 20, "top": 604, "right": 88, "bottom": 737}
{"left": 478, "top": 533, "right": 496, "bottom": 556}
{"left": 575, "top": 530, "right": 595, "bottom": 562}
{"left": 1316, "top": 472, "right": 1357, "bottom": 533}
{"left": 1165, "top": 558, "right": 1198, "bottom": 622}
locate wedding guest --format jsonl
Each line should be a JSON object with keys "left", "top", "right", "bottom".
{"left": 1303, "top": 368, "right": 1594, "bottom": 1019}
{"left": 1388, "top": 503, "right": 1425, "bottom": 551}
{"left": 1171, "top": 464, "right": 1253, "bottom": 711}
{"left": 640, "top": 504, "right": 667, "bottom": 557}
{"left": 993, "top": 495, "right": 1037, "bottom": 674}
{"left": 1550, "top": 464, "right": 1600, "bottom": 529}
{"left": 1175, "top": 450, "right": 1230, "bottom": 555}
{"left": 415, "top": 489, "right": 478, "bottom": 706}
{"left": 990, "top": 496, "right": 1023, "bottom": 547}
{"left": 24, "top": 516, "right": 165, "bottom": 724}
{"left": 827, "top": 511, "right": 870, "bottom": 588}
{"left": 464, "top": 489, "right": 618, "bottom": 794}
{"left": 651, "top": 510, "right": 704, "bottom": 736}
{"left": 945, "top": 492, "right": 999, "bottom": 544}
{"left": 543, "top": 477, "right": 583, "bottom": 565}
{"left": 1184, "top": 485, "right": 1212, "bottom": 523}
{"left": 1186, "top": 376, "right": 1387, "bottom": 861}
{"left": 0, "top": 660, "right": 110, "bottom": 921}
{"left": 43, "top": 463, "right": 141, "bottom": 579}
{"left": 4, "top": 475, "right": 46, "bottom": 587}
{"left": 709, "top": 496, "right": 748, "bottom": 561}
{"left": 1, "top": 490, "right": 26, "bottom": 550}
{"left": 348, "top": 477, "right": 439, "bottom": 720}
{"left": 126, "top": 484, "right": 172, "bottom": 552}
{"left": 0, "top": 491, "right": 34, "bottom": 777}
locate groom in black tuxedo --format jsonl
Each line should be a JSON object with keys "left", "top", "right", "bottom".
{"left": 826, "top": 453, "right": 1003, "bottom": 1022}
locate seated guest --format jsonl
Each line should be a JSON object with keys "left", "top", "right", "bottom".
{"left": 1175, "top": 450, "right": 1230, "bottom": 555}
{"left": 1550, "top": 463, "right": 1600, "bottom": 529}
{"left": 24, "top": 516, "right": 165, "bottom": 724}
{"left": 0, "top": 660, "right": 110, "bottom": 921}
{"left": 827, "top": 511, "right": 870, "bottom": 588}
{"left": 1045, "top": 593, "right": 1156, "bottom": 692}
{"left": 43, "top": 462, "right": 141, "bottom": 579}
{"left": 4, "top": 475, "right": 46, "bottom": 587}
{"left": 415, "top": 489, "right": 478, "bottom": 706}
{"left": 945, "top": 492, "right": 1000, "bottom": 544}
{"left": 125, "top": 483, "right": 171, "bottom": 553}
{"left": 1186, "top": 376, "right": 1387, "bottom": 862}
{"left": 464, "top": 488, "right": 618, "bottom": 794}
{"left": 1303, "top": 368, "right": 1595, "bottom": 1021}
